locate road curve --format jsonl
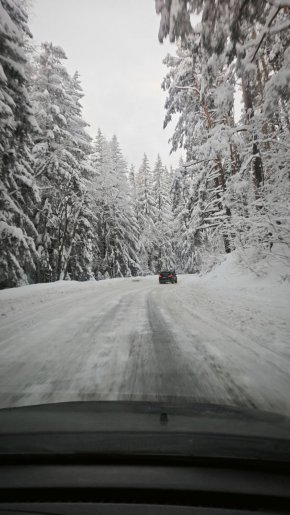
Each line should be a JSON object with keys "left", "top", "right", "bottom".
{"left": 0, "top": 276, "right": 289, "bottom": 414}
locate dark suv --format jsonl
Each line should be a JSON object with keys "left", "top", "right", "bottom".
{"left": 159, "top": 270, "right": 177, "bottom": 284}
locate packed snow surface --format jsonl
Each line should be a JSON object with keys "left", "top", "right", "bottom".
{"left": 0, "top": 256, "right": 290, "bottom": 414}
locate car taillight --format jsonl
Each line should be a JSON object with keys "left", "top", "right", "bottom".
{"left": 159, "top": 274, "right": 162, "bottom": 278}
{"left": 168, "top": 274, "right": 173, "bottom": 278}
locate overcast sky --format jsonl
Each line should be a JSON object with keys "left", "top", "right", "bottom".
{"left": 29, "top": 0, "right": 183, "bottom": 169}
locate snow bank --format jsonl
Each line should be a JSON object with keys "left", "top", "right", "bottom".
{"left": 199, "top": 246, "right": 290, "bottom": 299}
{"left": 0, "top": 278, "right": 120, "bottom": 318}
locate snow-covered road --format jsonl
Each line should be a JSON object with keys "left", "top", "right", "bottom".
{"left": 0, "top": 273, "right": 290, "bottom": 414}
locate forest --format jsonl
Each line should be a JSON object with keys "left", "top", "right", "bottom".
{"left": 0, "top": 0, "right": 289, "bottom": 288}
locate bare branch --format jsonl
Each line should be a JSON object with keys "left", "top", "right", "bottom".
{"left": 251, "top": 6, "right": 281, "bottom": 62}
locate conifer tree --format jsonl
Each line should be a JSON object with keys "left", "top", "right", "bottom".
{"left": 0, "top": 0, "right": 39, "bottom": 288}
{"left": 30, "top": 42, "right": 92, "bottom": 281}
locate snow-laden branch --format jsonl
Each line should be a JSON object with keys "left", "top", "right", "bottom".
{"left": 174, "top": 84, "right": 201, "bottom": 95}
{"left": 267, "top": 0, "right": 290, "bottom": 7}
{"left": 181, "top": 158, "right": 217, "bottom": 168}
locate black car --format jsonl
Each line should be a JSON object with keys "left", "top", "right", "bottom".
{"left": 159, "top": 270, "right": 177, "bottom": 284}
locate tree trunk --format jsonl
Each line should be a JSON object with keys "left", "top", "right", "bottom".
{"left": 60, "top": 198, "right": 84, "bottom": 280}
{"left": 241, "top": 75, "right": 264, "bottom": 189}
{"left": 203, "top": 103, "right": 232, "bottom": 253}
{"left": 56, "top": 201, "right": 69, "bottom": 280}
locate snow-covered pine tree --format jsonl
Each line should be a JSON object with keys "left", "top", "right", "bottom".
{"left": 107, "top": 134, "right": 140, "bottom": 277}
{"left": 162, "top": 37, "right": 234, "bottom": 268}
{"left": 129, "top": 164, "right": 138, "bottom": 222}
{"left": 30, "top": 42, "right": 93, "bottom": 281}
{"left": 0, "top": 0, "right": 39, "bottom": 288}
{"left": 128, "top": 163, "right": 149, "bottom": 271}
{"left": 88, "top": 129, "right": 105, "bottom": 279}
{"left": 157, "top": 0, "right": 290, "bottom": 270}
{"left": 151, "top": 155, "right": 175, "bottom": 272}
{"left": 91, "top": 131, "right": 141, "bottom": 278}
{"left": 136, "top": 154, "right": 156, "bottom": 272}
{"left": 59, "top": 71, "right": 94, "bottom": 281}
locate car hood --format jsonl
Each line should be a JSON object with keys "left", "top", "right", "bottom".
{"left": 0, "top": 401, "right": 290, "bottom": 463}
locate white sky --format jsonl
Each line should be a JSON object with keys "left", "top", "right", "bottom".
{"left": 29, "top": 0, "right": 183, "bottom": 169}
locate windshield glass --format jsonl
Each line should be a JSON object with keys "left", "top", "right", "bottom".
{"left": 0, "top": 0, "right": 290, "bottom": 431}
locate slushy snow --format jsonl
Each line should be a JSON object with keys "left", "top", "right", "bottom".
{"left": 0, "top": 250, "right": 289, "bottom": 414}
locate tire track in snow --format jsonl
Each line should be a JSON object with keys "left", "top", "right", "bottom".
{"left": 152, "top": 281, "right": 290, "bottom": 414}
{"left": 0, "top": 276, "right": 289, "bottom": 414}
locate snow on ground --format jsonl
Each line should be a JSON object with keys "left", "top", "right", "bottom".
{"left": 0, "top": 252, "right": 289, "bottom": 415}
{"left": 196, "top": 248, "right": 290, "bottom": 357}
